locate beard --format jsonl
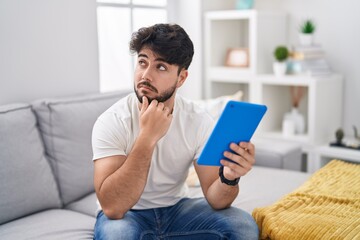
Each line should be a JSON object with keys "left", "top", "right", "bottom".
{"left": 134, "top": 81, "right": 177, "bottom": 104}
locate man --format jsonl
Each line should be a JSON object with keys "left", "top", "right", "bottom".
{"left": 92, "top": 23, "right": 259, "bottom": 239}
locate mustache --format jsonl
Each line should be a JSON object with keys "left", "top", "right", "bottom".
{"left": 137, "top": 81, "right": 158, "bottom": 93}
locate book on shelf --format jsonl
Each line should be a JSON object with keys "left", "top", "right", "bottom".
{"left": 288, "top": 44, "right": 332, "bottom": 76}
{"left": 292, "top": 44, "right": 322, "bottom": 51}
{"left": 287, "top": 58, "right": 332, "bottom": 76}
{"left": 290, "top": 44, "right": 325, "bottom": 60}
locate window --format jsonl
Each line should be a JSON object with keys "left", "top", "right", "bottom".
{"left": 96, "top": 0, "right": 168, "bottom": 92}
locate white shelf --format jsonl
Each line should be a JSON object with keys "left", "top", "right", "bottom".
{"left": 256, "top": 74, "right": 317, "bottom": 86}
{"left": 316, "top": 146, "right": 360, "bottom": 162}
{"left": 256, "top": 74, "right": 341, "bottom": 85}
{"left": 204, "top": 9, "right": 344, "bottom": 150}
{"left": 259, "top": 131, "right": 310, "bottom": 143}
{"left": 208, "top": 72, "right": 341, "bottom": 86}
{"left": 205, "top": 10, "right": 287, "bottom": 21}
{"left": 209, "top": 67, "right": 253, "bottom": 82}
{"left": 206, "top": 9, "right": 257, "bottom": 20}
{"left": 309, "top": 145, "right": 360, "bottom": 173}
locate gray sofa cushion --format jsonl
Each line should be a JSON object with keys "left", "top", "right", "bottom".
{"left": 0, "top": 104, "right": 61, "bottom": 225}
{"left": 65, "top": 192, "right": 98, "bottom": 217}
{"left": 188, "top": 166, "right": 310, "bottom": 214}
{"left": 32, "top": 90, "right": 131, "bottom": 205}
{"left": 254, "top": 139, "right": 303, "bottom": 171}
{"left": 0, "top": 209, "right": 95, "bottom": 240}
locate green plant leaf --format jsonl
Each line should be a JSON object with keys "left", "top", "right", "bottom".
{"left": 274, "top": 46, "right": 288, "bottom": 62}
{"left": 300, "top": 19, "right": 316, "bottom": 34}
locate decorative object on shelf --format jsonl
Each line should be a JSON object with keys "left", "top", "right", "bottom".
{"left": 330, "top": 127, "right": 360, "bottom": 150}
{"left": 273, "top": 45, "right": 289, "bottom": 76}
{"left": 290, "top": 86, "right": 304, "bottom": 108}
{"left": 299, "top": 19, "right": 316, "bottom": 46}
{"left": 353, "top": 125, "right": 360, "bottom": 141}
{"left": 335, "top": 128, "right": 344, "bottom": 145}
{"left": 235, "top": 0, "right": 254, "bottom": 10}
{"left": 282, "top": 86, "right": 305, "bottom": 136}
{"left": 290, "top": 86, "right": 305, "bottom": 134}
{"left": 282, "top": 116, "right": 295, "bottom": 137}
{"left": 225, "top": 48, "right": 249, "bottom": 67}
{"left": 283, "top": 107, "right": 305, "bottom": 135}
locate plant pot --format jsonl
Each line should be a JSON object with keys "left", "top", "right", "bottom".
{"left": 299, "top": 33, "right": 314, "bottom": 46}
{"left": 273, "top": 62, "right": 287, "bottom": 76}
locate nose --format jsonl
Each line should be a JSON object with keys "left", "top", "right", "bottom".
{"left": 141, "top": 66, "right": 153, "bottom": 81}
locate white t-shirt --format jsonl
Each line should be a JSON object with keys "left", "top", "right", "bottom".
{"left": 92, "top": 93, "right": 214, "bottom": 209}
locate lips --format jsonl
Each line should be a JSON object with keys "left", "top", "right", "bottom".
{"left": 138, "top": 82, "right": 158, "bottom": 93}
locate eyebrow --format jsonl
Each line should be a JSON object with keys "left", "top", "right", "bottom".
{"left": 138, "top": 53, "right": 167, "bottom": 63}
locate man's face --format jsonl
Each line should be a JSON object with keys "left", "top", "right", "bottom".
{"left": 134, "top": 48, "right": 186, "bottom": 103}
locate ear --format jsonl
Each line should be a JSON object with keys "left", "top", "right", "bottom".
{"left": 176, "top": 69, "right": 188, "bottom": 88}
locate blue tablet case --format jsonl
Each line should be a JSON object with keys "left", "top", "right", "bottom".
{"left": 197, "top": 101, "right": 267, "bottom": 166}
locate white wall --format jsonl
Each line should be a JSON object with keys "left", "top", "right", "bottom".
{"left": 168, "top": 0, "right": 203, "bottom": 100}
{"left": 0, "top": 0, "right": 99, "bottom": 104}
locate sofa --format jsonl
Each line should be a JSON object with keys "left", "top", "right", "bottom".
{"left": 0, "top": 90, "right": 310, "bottom": 239}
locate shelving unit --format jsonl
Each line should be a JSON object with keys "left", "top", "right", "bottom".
{"left": 204, "top": 10, "right": 344, "bottom": 149}
{"left": 204, "top": 9, "right": 287, "bottom": 101}
{"left": 255, "top": 74, "right": 343, "bottom": 148}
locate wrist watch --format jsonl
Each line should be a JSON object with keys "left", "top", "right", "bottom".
{"left": 219, "top": 166, "right": 240, "bottom": 186}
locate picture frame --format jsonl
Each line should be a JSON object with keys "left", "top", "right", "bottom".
{"left": 225, "top": 48, "right": 249, "bottom": 67}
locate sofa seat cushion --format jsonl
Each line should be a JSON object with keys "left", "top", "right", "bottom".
{"left": 32, "top": 90, "right": 131, "bottom": 205}
{"left": 233, "top": 166, "right": 309, "bottom": 213}
{"left": 254, "top": 138, "right": 303, "bottom": 171}
{"left": 0, "top": 209, "right": 95, "bottom": 240}
{"left": 0, "top": 104, "right": 61, "bottom": 225}
{"left": 65, "top": 192, "right": 98, "bottom": 217}
{"left": 188, "top": 166, "right": 310, "bottom": 214}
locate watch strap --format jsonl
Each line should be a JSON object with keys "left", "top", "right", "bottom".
{"left": 219, "top": 166, "right": 240, "bottom": 186}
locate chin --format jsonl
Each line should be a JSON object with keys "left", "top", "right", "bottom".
{"left": 135, "top": 91, "right": 152, "bottom": 103}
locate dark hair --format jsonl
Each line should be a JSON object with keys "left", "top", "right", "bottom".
{"left": 129, "top": 23, "right": 194, "bottom": 74}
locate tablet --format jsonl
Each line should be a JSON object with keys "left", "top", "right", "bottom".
{"left": 197, "top": 101, "right": 267, "bottom": 166}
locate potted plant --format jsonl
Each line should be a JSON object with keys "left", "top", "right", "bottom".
{"left": 273, "top": 45, "right": 289, "bottom": 76}
{"left": 299, "top": 19, "right": 316, "bottom": 46}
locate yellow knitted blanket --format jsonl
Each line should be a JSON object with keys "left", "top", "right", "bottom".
{"left": 252, "top": 160, "right": 360, "bottom": 240}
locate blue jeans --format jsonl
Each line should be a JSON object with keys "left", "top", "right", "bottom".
{"left": 94, "top": 198, "right": 259, "bottom": 240}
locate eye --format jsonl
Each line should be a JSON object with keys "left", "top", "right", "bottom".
{"left": 138, "top": 60, "right": 146, "bottom": 66}
{"left": 158, "top": 64, "right": 167, "bottom": 71}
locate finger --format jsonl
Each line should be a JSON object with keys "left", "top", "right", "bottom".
{"left": 223, "top": 151, "right": 248, "bottom": 168}
{"left": 229, "top": 143, "right": 249, "bottom": 160}
{"left": 140, "top": 96, "right": 149, "bottom": 114}
{"left": 163, "top": 107, "right": 171, "bottom": 116}
{"left": 231, "top": 143, "right": 255, "bottom": 165}
{"left": 222, "top": 155, "right": 252, "bottom": 172}
{"left": 157, "top": 102, "right": 165, "bottom": 110}
{"left": 220, "top": 160, "right": 248, "bottom": 177}
{"left": 150, "top": 99, "right": 158, "bottom": 107}
{"left": 240, "top": 142, "right": 255, "bottom": 156}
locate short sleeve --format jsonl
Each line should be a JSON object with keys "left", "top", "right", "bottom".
{"left": 91, "top": 112, "right": 128, "bottom": 160}
{"left": 194, "top": 114, "right": 215, "bottom": 160}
